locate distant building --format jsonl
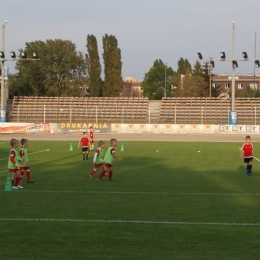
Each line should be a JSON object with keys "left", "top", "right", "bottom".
{"left": 212, "top": 73, "right": 260, "bottom": 93}
{"left": 122, "top": 77, "right": 143, "bottom": 97}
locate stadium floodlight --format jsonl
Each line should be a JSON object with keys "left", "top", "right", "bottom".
{"left": 210, "top": 58, "right": 215, "bottom": 68}
{"left": 197, "top": 52, "right": 203, "bottom": 60}
{"left": 255, "top": 60, "right": 260, "bottom": 68}
{"left": 32, "top": 51, "right": 38, "bottom": 59}
{"left": 0, "top": 51, "right": 5, "bottom": 59}
{"left": 21, "top": 51, "right": 27, "bottom": 58}
{"left": 220, "top": 52, "right": 226, "bottom": 60}
{"left": 232, "top": 60, "right": 238, "bottom": 68}
{"left": 242, "top": 52, "right": 248, "bottom": 59}
{"left": 10, "top": 51, "right": 16, "bottom": 59}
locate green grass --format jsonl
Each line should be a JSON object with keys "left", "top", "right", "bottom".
{"left": 0, "top": 140, "right": 260, "bottom": 260}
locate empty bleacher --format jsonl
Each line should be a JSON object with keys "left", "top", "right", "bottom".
{"left": 9, "top": 96, "right": 149, "bottom": 123}
{"left": 8, "top": 96, "right": 260, "bottom": 124}
{"left": 159, "top": 97, "right": 260, "bottom": 125}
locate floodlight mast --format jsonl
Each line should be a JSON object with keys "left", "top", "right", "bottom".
{"left": 231, "top": 21, "right": 235, "bottom": 111}
{"left": 1, "top": 21, "right": 7, "bottom": 110}
{"left": 0, "top": 21, "right": 40, "bottom": 111}
{"left": 198, "top": 21, "right": 259, "bottom": 124}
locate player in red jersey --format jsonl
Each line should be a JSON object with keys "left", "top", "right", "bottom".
{"left": 89, "top": 126, "right": 94, "bottom": 151}
{"left": 240, "top": 135, "right": 254, "bottom": 176}
{"left": 78, "top": 132, "right": 89, "bottom": 160}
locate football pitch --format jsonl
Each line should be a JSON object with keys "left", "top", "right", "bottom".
{"left": 0, "top": 140, "right": 260, "bottom": 260}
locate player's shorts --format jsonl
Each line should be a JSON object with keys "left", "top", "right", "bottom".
{"left": 103, "top": 163, "right": 113, "bottom": 169}
{"left": 244, "top": 157, "right": 253, "bottom": 163}
{"left": 90, "top": 140, "right": 94, "bottom": 144}
{"left": 8, "top": 168, "right": 19, "bottom": 173}
{"left": 20, "top": 166, "right": 30, "bottom": 171}
{"left": 94, "top": 163, "right": 103, "bottom": 169}
{"left": 82, "top": 147, "right": 89, "bottom": 152}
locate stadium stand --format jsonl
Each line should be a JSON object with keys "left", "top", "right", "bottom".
{"left": 9, "top": 96, "right": 149, "bottom": 123}
{"left": 159, "top": 97, "right": 260, "bottom": 125}
{"left": 8, "top": 96, "right": 260, "bottom": 124}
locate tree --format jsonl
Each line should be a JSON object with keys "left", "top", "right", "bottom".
{"left": 141, "top": 59, "right": 178, "bottom": 99}
{"left": 9, "top": 39, "right": 88, "bottom": 97}
{"left": 177, "top": 57, "right": 192, "bottom": 75}
{"left": 86, "top": 35, "right": 102, "bottom": 97}
{"left": 102, "top": 34, "right": 122, "bottom": 97}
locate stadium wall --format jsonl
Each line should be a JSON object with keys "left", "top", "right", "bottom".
{"left": 0, "top": 123, "right": 259, "bottom": 134}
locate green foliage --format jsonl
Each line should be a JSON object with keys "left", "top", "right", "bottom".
{"left": 236, "top": 86, "right": 260, "bottom": 98}
{"left": 177, "top": 57, "right": 192, "bottom": 75}
{"left": 169, "top": 60, "right": 221, "bottom": 97}
{"left": 9, "top": 39, "right": 88, "bottom": 97}
{"left": 141, "top": 60, "right": 178, "bottom": 99}
{"left": 86, "top": 35, "right": 102, "bottom": 97}
{"left": 102, "top": 34, "right": 123, "bottom": 97}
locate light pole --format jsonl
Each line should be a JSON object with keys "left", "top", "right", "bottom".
{"left": 198, "top": 21, "right": 259, "bottom": 125}
{"left": 1, "top": 20, "right": 7, "bottom": 110}
{"left": 164, "top": 63, "right": 167, "bottom": 98}
{"left": 0, "top": 20, "right": 40, "bottom": 113}
{"left": 231, "top": 21, "right": 236, "bottom": 111}
{"left": 197, "top": 53, "right": 214, "bottom": 98}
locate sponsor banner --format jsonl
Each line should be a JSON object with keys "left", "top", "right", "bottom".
{"left": 163, "top": 124, "right": 174, "bottom": 133}
{"left": 232, "top": 125, "right": 245, "bottom": 134}
{"left": 152, "top": 124, "right": 161, "bottom": 133}
{"left": 112, "top": 124, "right": 123, "bottom": 132}
{"left": 245, "top": 125, "right": 259, "bottom": 134}
{"left": 0, "top": 123, "right": 50, "bottom": 133}
{"left": 111, "top": 124, "right": 260, "bottom": 134}
{"left": 219, "top": 125, "right": 232, "bottom": 133}
{"left": 189, "top": 124, "right": 200, "bottom": 133}
{"left": 203, "top": 125, "right": 214, "bottom": 133}
{"left": 58, "top": 122, "right": 111, "bottom": 133}
{"left": 137, "top": 124, "right": 148, "bottom": 132}
{"left": 218, "top": 125, "right": 259, "bottom": 134}
{"left": 126, "top": 124, "right": 136, "bottom": 133}
{"left": 177, "top": 124, "right": 188, "bottom": 133}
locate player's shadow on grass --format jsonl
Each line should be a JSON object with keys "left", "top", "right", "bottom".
{"left": 237, "top": 165, "right": 246, "bottom": 172}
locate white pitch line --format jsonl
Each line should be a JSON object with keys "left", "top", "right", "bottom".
{"left": 3, "top": 189, "right": 260, "bottom": 196}
{"left": 0, "top": 149, "right": 50, "bottom": 161}
{"left": 0, "top": 142, "right": 6, "bottom": 144}
{"left": 254, "top": 157, "right": 260, "bottom": 162}
{"left": 0, "top": 218, "right": 259, "bottom": 226}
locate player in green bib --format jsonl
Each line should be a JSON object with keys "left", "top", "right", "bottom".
{"left": 98, "top": 139, "right": 122, "bottom": 181}
{"left": 19, "top": 139, "right": 34, "bottom": 183}
{"left": 89, "top": 141, "right": 106, "bottom": 177}
{"left": 7, "top": 139, "right": 22, "bottom": 189}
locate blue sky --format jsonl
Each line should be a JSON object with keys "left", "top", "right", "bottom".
{"left": 2, "top": 0, "right": 260, "bottom": 80}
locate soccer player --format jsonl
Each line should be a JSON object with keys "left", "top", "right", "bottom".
{"left": 8, "top": 139, "right": 22, "bottom": 190}
{"left": 89, "top": 126, "right": 94, "bottom": 151}
{"left": 19, "top": 139, "right": 34, "bottom": 183}
{"left": 78, "top": 132, "right": 89, "bottom": 160}
{"left": 89, "top": 141, "right": 106, "bottom": 177}
{"left": 240, "top": 135, "right": 254, "bottom": 176}
{"left": 97, "top": 138, "right": 122, "bottom": 181}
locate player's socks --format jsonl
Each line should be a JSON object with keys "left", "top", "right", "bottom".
{"left": 98, "top": 170, "right": 106, "bottom": 179}
{"left": 83, "top": 154, "right": 85, "bottom": 160}
{"left": 26, "top": 170, "right": 31, "bottom": 181}
{"left": 246, "top": 165, "right": 250, "bottom": 175}
{"left": 108, "top": 171, "right": 113, "bottom": 180}
{"left": 86, "top": 154, "right": 88, "bottom": 160}
{"left": 12, "top": 180, "right": 15, "bottom": 186}
{"left": 15, "top": 177, "right": 20, "bottom": 187}
{"left": 249, "top": 165, "right": 252, "bottom": 175}
{"left": 89, "top": 169, "right": 96, "bottom": 177}
{"left": 19, "top": 170, "right": 24, "bottom": 182}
